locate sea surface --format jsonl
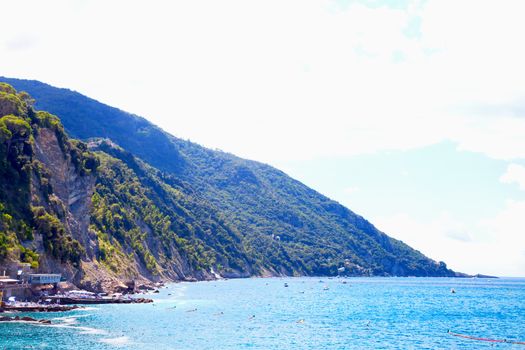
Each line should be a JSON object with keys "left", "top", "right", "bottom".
{"left": 1, "top": 277, "right": 524, "bottom": 349}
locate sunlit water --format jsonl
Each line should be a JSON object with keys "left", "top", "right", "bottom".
{"left": 1, "top": 277, "right": 524, "bottom": 349}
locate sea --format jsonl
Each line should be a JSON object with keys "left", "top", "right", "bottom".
{"left": 1, "top": 277, "right": 524, "bottom": 349}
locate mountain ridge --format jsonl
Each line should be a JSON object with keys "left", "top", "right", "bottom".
{"left": 0, "top": 77, "right": 461, "bottom": 289}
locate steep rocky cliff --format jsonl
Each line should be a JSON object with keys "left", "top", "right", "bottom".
{"left": 0, "top": 84, "right": 195, "bottom": 291}
{"left": 0, "top": 83, "right": 97, "bottom": 285}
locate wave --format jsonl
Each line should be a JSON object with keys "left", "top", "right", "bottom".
{"left": 46, "top": 323, "right": 108, "bottom": 335}
{"left": 99, "top": 336, "right": 130, "bottom": 346}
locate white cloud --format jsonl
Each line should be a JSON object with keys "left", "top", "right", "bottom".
{"left": 343, "top": 186, "right": 360, "bottom": 195}
{"left": 374, "top": 203, "right": 525, "bottom": 277}
{"left": 500, "top": 164, "right": 525, "bottom": 190}
{"left": 477, "top": 199, "right": 525, "bottom": 276}
{"left": 4, "top": 34, "right": 39, "bottom": 51}
{"left": 2, "top": 0, "right": 525, "bottom": 163}
{"left": 451, "top": 116, "right": 525, "bottom": 160}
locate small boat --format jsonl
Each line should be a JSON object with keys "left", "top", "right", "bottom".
{"left": 284, "top": 283, "right": 289, "bottom": 287}
{"left": 451, "top": 288, "right": 456, "bottom": 294}
{"left": 323, "top": 286, "right": 329, "bottom": 291}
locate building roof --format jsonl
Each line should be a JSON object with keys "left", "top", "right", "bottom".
{"left": 0, "top": 278, "right": 20, "bottom": 283}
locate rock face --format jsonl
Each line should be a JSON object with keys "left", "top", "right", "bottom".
{"left": 30, "top": 128, "right": 96, "bottom": 283}
{"left": 35, "top": 130, "right": 95, "bottom": 256}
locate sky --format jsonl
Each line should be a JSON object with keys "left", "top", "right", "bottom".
{"left": 2, "top": 0, "right": 525, "bottom": 276}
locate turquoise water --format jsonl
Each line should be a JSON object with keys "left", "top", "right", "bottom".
{"left": 1, "top": 277, "right": 524, "bottom": 349}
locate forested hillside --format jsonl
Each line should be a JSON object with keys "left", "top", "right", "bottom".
{"left": 0, "top": 78, "right": 458, "bottom": 284}
{"left": 0, "top": 83, "right": 264, "bottom": 290}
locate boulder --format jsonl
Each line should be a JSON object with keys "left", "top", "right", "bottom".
{"left": 137, "top": 284, "right": 155, "bottom": 291}
{"left": 21, "top": 316, "right": 37, "bottom": 322}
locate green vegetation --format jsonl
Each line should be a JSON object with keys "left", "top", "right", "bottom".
{"left": 0, "top": 78, "right": 457, "bottom": 278}
{"left": 19, "top": 246, "right": 39, "bottom": 269}
{"left": 90, "top": 144, "right": 254, "bottom": 277}
{"left": 32, "top": 206, "right": 83, "bottom": 266}
{"left": 0, "top": 84, "right": 96, "bottom": 270}
{"left": 0, "top": 87, "right": 38, "bottom": 265}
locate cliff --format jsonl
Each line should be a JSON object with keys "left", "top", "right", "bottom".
{"left": 0, "top": 84, "right": 247, "bottom": 291}
{"left": 0, "top": 80, "right": 459, "bottom": 292}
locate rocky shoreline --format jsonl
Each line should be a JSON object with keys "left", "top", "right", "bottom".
{"left": 43, "top": 296, "right": 153, "bottom": 305}
{"left": 0, "top": 315, "right": 52, "bottom": 324}
{"left": 1, "top": 304, "right": 80, "bottom": 312}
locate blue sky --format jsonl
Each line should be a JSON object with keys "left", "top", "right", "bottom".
{"left": 2, "top": 0, "right": 525, "bottom": 275}
{"left": 278, "top": 142, "right": 519, "bottom": 223}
